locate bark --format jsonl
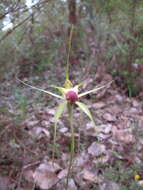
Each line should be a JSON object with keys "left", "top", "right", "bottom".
{"left": 68, "top": 0, "right": 77, "bottom": 25}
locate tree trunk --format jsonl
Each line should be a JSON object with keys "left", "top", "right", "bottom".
{"left": 68, "top": 0, "right": 77, "bottom": 25}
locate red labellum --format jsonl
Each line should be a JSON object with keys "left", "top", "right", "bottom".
{"left": 65, "top": 90, "right": 79, "bottom": 102}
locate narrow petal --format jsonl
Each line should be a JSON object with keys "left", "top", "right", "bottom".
{"left": 17, "top": 78, "right": 63, "bottom": 99}
{"left": 51, "top": 85, "right": 65, "bottom": 95}
{"left": 75, "top": 101, "right": 94, "bottom": 122}
{"left": 78, "top": 81, "right": 113, "bottom": 97}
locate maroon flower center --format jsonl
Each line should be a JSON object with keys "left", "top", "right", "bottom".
{"left": 65, "top": 90, "right": 79, "bottom": 102}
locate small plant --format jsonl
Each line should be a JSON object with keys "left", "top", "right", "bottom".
{"left": 17, "top": 25, "right": 112, "bottom": 189}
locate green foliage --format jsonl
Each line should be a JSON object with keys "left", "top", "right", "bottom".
{"left": 15, "top": 91, "right": 28, "bottom": 117}
{"left": 130, "top": 183, "right": 143, "bottom": 190}
{"left": 103, "top": 162, "right": 143, "bottom": 189}
{"left": 0, "top": 104, "right": 9, "bottom": 114}
{"left": 103, "top": 167, "right": 119, "bottom": 182}
{"left": 1, "top": 0, "right": 143, "bottom": 93}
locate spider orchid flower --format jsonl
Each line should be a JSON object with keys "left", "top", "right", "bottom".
{"left": 17, "top": 78, "right": 112, "bottom": 124}
{"left": 17, "top": 77, "right": 112, "bottom": 162}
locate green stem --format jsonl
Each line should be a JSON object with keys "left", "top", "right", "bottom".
{"left": 65, "top": 102, "right": 74, "bottom": 190}
{"left": 66, "top": 24, "right": 74, "bottom": 80}
{"left": 52, "top": 121, "right": 57, "bottom": 163}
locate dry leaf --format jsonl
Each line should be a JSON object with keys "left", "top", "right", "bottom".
{"left": 138, "top": 180, "right": 143, "bottom": 187}
{"left": 33, "top": 162, "right": 61, "bottom": 189}
{"left": 88, "top": 142, "right": 106, "bottom": 157}
{"left": 59, "top": 127, "right": 68, "bottom": 133}
{"left": 112, "top": 128, "right": 136, "bottom": 144}
{"left": 0, "top": 176, "right": 10, "bottom": 190}
{"left": 93, "top": 102, "right": 106, "bottom": 109}
{"left": 132, "top": 99, "right": 140, "bottom": 107}
{"left": 56, "top": 178, "right": 77, "bottom": 190}
{"left": 98, "top": 124, "right": 113, "bottom": 134}
{"left": 57, "top": 169, "right": 68, "bottom": 179}
{"left": 115, "top": 94, "right": 123, "bottom": 103}
{"left": 100, "top": 181, "right": 120, "bottom": 190}
{"left": 74, "top": 151, "right": 89, "bottom": 168}
{"left": 26, "top": 120, "right": 39, "bottom": 127}
{"left": 93, "top": 154, "right": 109, "bottom": 164}
{"left": 41, "top": 120, "right": 50, "bottom": 128}
{"left": 103, "top": 113, "right": 116, "bottom": 122}
{"left": 66, "top": 178, "right": 77, "bottom": 190}
{"left": 29, "top": 127, "right": 50, "bottom": 139}
{"left": 23, "top": 169, "right": 34, "bottom": 183}
{"left": 82, "top": 170, "right": 102, "bottom": 183}
{"left": 45, "top": 108, "right": 55, "bottom": 115}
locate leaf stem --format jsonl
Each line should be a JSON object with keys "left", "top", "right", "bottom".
{"left": 65, "top": 102, "right": 74, "bottom": 190}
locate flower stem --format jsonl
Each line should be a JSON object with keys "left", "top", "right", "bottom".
{"left": 65, "top": 102, "right": 74, "bottom": 190}
{"left": 52, "top": 121, "right": 57, "bottom": 163}
{"left": 66, "top": 24, "right": 74, "bottom": 80}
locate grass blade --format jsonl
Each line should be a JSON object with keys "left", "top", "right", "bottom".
{"left": 52, "top": 101, "right": 67, "bottom": 161}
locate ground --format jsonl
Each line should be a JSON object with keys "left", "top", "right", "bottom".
{"left": 0, "top": 69, "right": 143, "bottom": 190}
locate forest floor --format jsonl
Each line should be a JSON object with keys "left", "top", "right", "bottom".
{"left": 0, "top": 67, "right": 143, "bottom": 190}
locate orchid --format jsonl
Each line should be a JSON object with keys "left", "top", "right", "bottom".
{"left": 17, "top": 77, "right": 112, "bottom": 186}
{"left": 17, "top": 24, "right": 112, "bottom": 189}
{"left": 17, "top": 78, "right": 112, "bottom": 130}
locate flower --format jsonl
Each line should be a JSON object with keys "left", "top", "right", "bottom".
{"left": 17, "top": 77, "right": 112, "bottom": 123}
{"left": 134, "top": 174, "right": 141, "bottom": 180}
{"left": 64, "top": 84, "right": 79, "bottom": 103}
{"left": 65, "top": 89, "right": 79, "bottom": 102}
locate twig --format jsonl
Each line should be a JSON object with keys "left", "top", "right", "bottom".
{"left": 0, "top": 0, "right": 50, "bottom": 20}
{"left": 0, "top": 0, "right": 50, "bottom": 42}
{"left": 23, "top": 161, "right": 41, "bottom": 170}
{"left": 0, "top": 123, "right": 13, "bottom": 138}
{"left": 0, "top": 15, "right": 31, "bottom": 42}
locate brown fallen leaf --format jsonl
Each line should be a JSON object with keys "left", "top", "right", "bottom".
{"left": 66, "top": 178, "right": 77, "bottom": 190}
{"left": 33, "top": 162, "right": 61, "bottom": 189}
{"left": 56, "top": 178, "right": 77, "bottom": 190}
{"left": 93, "top": 154, "right": 109, "bottom": 164}
{"left": 99, "top": 181, "right": 120, "bottom": 190}
{"left": 115, "top": 94, "right": 124, "bottom": 103}
{"left": 138, "top": 180, "right": 143, "bottom": 187}
{"left": 45, "top": 107, "right": 55, "bottom": 115}
{"left": 103, "top": 113, "right": 116, "bottom": 122}
{"left": 98, "top": 124, "right": 113, "bottom": 134}
{"left": 93, "top": 102, "right": 106, "bottom": 109}
{"left": 88, "top": 142, "right": 106, "bottom": 157}
{"left": 74, "top": 151, "right": 89, "bottom": 168}
{"left": 85, "top": 121, "right": 100, "bottom": 134}
{"left": 26, "top": 120, "right": 39, "bottom": 127}
{"left": 16, "top": 187, "right": 33, "bottom": 190}
{"left": 59, "top": 127, "right": 68, "bottom": 133}
{"left": 23, "top": 169, "right": 34, "bottom": 183}
{"left": 57, "top": 169, "right": 68, "bottom": 180}
{"left": 41, "top": 120, "right": 50, "bottom": 128}
{"left": 0, "top": 175, "right": 10, "bottom": 190}
{"left": 112, "top": 128, "right": 136, "bottom": 144}
{"left": 28, "top": 127, "right": 50, "bottom": 139}
{"left": 82, "top": 170, "right": 102, "bottom": 183}
{"left": 132, "top": 99, "right": 140, "bottom": 107}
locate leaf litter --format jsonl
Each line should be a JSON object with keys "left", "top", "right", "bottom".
{"left": 0, "top": 73, "right": 143, "bottom": 189}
